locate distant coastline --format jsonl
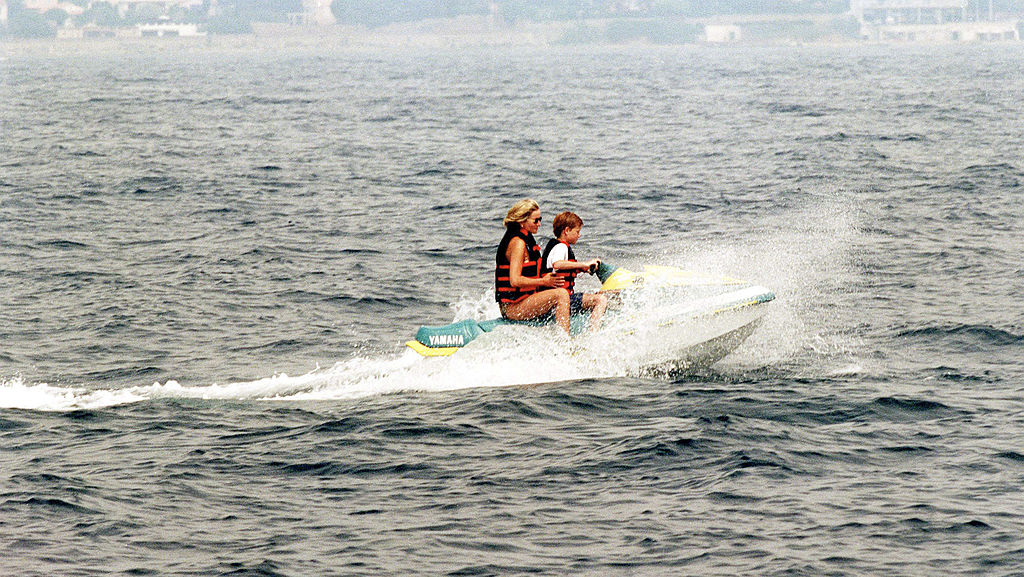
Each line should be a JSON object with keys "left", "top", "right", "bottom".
{"left": 3, "top": 12, "right": 1022, "bottom": 59}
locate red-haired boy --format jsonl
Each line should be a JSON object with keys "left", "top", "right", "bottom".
{"left": 541, "top": 212, "right": 608, "bottom": 330}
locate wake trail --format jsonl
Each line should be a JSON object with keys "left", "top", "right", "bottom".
{"left": 0, "top": 197, "right": 862, "bottom": 411}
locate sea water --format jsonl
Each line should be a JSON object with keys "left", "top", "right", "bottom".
{"left": 1, "top": 42, "right": 1023, "bottom": 576}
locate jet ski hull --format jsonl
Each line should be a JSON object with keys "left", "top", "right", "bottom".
{"left": 406, "top": 269, "right": 774, "bottom": 371}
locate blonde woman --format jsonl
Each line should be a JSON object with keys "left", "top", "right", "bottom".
{"left": 494, "top": 199, "right": 571, "bottom": 334}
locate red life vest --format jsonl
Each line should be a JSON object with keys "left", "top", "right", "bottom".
{"left": 495, "top": 226, "right": 542, "bottom": 304}
{"left": 541, "top": 239, "right": 578, "bottom": 294}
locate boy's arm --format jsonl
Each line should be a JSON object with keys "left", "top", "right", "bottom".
{"left": 552, "top": 258, "right": 601, "bottom": 273}
{"left": 548, "top": 243, "right": 600, "bottom": 273}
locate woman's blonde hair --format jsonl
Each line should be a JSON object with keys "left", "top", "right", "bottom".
{"left": 503, "top": 198, "right": 540, "bottom": 227}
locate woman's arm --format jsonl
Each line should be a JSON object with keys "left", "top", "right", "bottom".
{"left": 509, "top": 238, "right": 562, "bottom": 289}
{"left": 507, "top": 237, "right": 527, "bottom": 286}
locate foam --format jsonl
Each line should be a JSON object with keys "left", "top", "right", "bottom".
{"left": 0, "top": 376, "right": 145, "bottom": 411}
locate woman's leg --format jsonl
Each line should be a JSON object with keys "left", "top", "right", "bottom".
{"left": 502, "top": 289, "right": 571, "bottom": 334}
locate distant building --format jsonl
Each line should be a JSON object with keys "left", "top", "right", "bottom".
{"left": 705, "top": 24, "right": 741, "bottom": 43}
{"left": 107, "top": 0, "right": 205, "bottom": 10}
{"left": 139, "top": 21, "right": 203, "bottom": 36}
{"left": 851, "top": 0, "right": 1019, "bottom": 41}
{"left": 852, "top": 0, "right": 983, "bottom": 24}
{"left": 24, "top": 0, "right": 204, "bottom": 14}
{"left": 610, "top": 1, "right": 652, "bottom": 15}
{"left": 23, "top": 0, "right": 85, "bottom": 17}
{"left": 16, "top": 0, "right": 202, "bottom": 20}
{"left": 287, "top": 0, "right": 335, "bottom": 26}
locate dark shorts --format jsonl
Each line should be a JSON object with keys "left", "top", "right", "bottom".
{"left": 569, "top": 292, "right": 584, "bottom": 314}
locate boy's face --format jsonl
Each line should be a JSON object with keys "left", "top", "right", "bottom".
{"left": 563, "top": 225, "right": 582, "bottom": 245}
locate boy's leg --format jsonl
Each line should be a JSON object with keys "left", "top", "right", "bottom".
{"left": 580, "top": 292, "right": 608, "bottom": 330}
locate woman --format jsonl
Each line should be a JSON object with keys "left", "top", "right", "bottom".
{"left": 495, "top": 199, "right": 571, "bottom": 334}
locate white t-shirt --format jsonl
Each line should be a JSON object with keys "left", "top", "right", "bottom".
{"left": 545, "top": 242, "right": 570, "bottom": 271}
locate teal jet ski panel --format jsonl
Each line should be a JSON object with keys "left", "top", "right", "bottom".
{"left": 414, "top": 319, "right": 488, "bottom": 349}
{"left": 413, "top": 313, "right": 591, "bottom": 350}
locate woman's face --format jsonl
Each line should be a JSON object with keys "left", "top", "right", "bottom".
{"left": 522, "top": 209, "right": 542, "bottom": 235}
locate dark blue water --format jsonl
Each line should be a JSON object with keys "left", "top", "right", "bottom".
{"left": 2, "top": 42, "right": 1023, "bottom": 575}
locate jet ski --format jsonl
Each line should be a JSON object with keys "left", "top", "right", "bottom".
{"left": 406, "top": 262, "right": 774, "bottom": 371}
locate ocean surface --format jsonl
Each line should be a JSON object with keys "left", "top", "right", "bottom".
{"left": 2, "top": 41, "right": 1023, "bottom": 575}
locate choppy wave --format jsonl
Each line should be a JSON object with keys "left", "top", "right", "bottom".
{"left": 897, "top": 323, "right": 1024, "bottom": 347}
{"left": 5, "top": 44, "right": 1024, "bottom": 577}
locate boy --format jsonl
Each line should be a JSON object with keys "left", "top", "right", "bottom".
{"left": 541, "top": 212, "right": 609, "bottom": 330}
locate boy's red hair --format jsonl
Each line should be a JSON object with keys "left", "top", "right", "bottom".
{"left": 552, "top": 212, "right": 583, "bottom": 239}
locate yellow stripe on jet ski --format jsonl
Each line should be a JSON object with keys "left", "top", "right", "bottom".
{"left": 600, "top": 268, "right": 641, "bottom": 291}
{"left": 600, "top": 265, "right": 748, "bottom": 292}
{"left": 406, "top": 340, "right": 460, "bottom": 357}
